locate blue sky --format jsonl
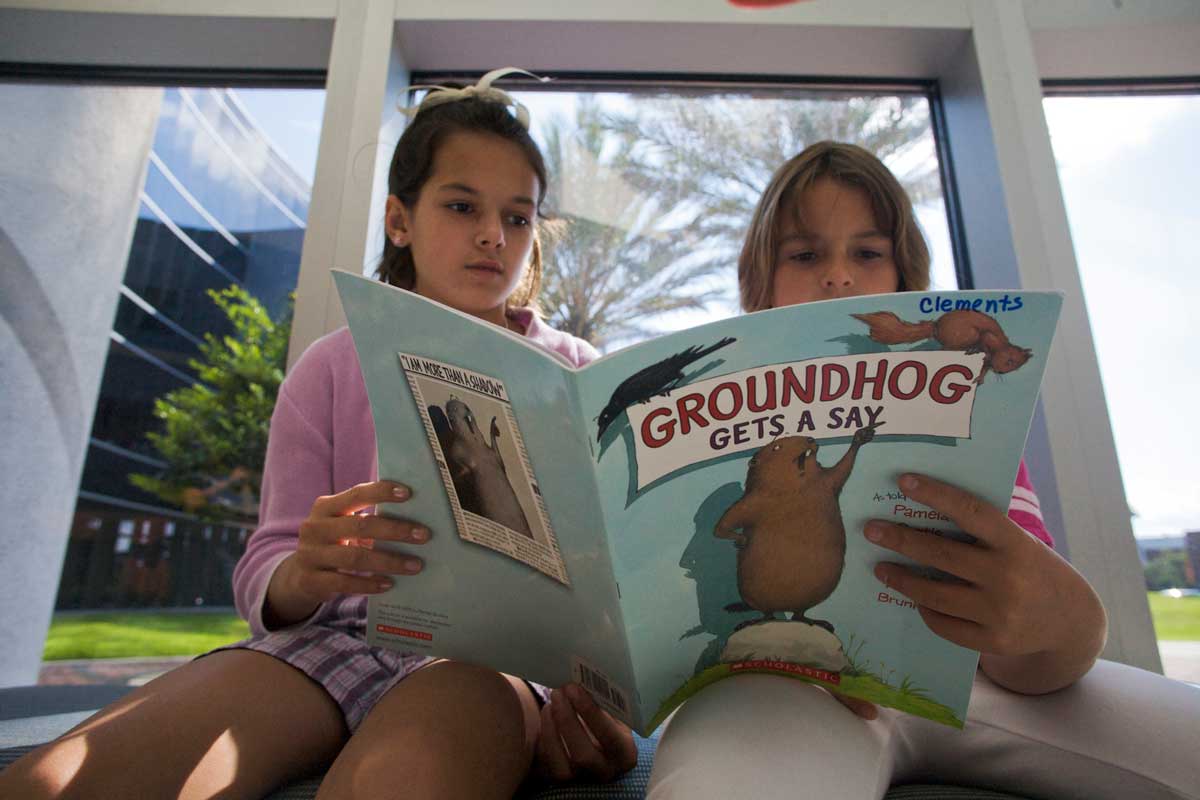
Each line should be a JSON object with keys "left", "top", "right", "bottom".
{"left": 231, "top": 88, "right": 325, "bottom": 186}
{"left": 1044, "top": 95, "right": 1200, "bottom": 540}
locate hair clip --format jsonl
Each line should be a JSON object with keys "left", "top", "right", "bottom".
{"left": 399, "top": 67, "right": 551, "bottom": 129}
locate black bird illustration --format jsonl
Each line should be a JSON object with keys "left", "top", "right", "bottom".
{"left": 596, "top": 337, "right": 736, "bottom": 441}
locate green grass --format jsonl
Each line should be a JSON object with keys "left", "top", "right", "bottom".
{"left": 43, "top": 612, "right": 250, "bottom": 661}
{"left": 649, "top": 662, "right": 962, "bottom": 734}
{"left": 1147, "top": 592, "right": 1200, "bottom": 641}
{"left": 39, "top": 592, "right": 1200, "bottom": 663}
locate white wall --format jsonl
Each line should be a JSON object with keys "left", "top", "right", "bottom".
{"left": 0, "top": 84, "right": 161, "bottom": 686}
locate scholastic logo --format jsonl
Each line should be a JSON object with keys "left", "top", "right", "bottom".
{"left": 731, "top": 660, "right": 840, "bottom": 685}
{"left": 377, "top": 624, "right": 432, "bottom": 641}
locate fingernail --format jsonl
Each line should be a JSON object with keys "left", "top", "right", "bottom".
{"left": 899, "top": 474, "right": 919, "bottom": 492}
{"left": 410, "top": 526, "right": 428, "bottom": 542}
{"left": 404, "top": 558, "right": 422, "bottom": 573}
{"left": 393, "top": 485, "right": 410, "bottom": 500}
{"left": 874, "top": 564, "right": 890, "bottom": 586}
{"left": 864, "top": 523, "right": 884, "bottom": 543}
{"left": 376, "top": 579, "right": 393, "bottom": 591}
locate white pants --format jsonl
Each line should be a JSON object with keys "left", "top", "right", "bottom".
{"left": 646, "top": 659, "right": 1200, "bottom": 799}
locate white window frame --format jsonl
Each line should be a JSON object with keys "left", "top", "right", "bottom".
{"left": 5, "top": 0, "right": 1199, "bottom": 679}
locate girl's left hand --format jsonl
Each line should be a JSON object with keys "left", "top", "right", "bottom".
{"left": 533, "top": 683, "right": 638, "bottom": 784}
{"left": 864, "top": 473, "right": 1106, "bottom": 693}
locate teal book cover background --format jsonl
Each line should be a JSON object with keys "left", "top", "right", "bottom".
{"left": 335, "top": 270, "right": 1062, "bottom": 734}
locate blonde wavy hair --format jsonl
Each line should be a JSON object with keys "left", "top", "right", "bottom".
{"left": 738, "top": 141, "right": 930, "bottom": 313}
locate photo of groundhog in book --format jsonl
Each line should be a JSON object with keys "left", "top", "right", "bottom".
{"left": 430, "top": 397, "right": 534, "bottom": 538}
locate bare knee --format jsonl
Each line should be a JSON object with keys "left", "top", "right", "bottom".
{"left": 393, "top": 660, "right": 536, "bottom": 747}
{"left": 0, "top": 735, "right": 93, "bottom": 800}
{"left": 319, "top": 661, "right": 539, "bottom": 800}
{"left": 0, "top": 651, "right": 346, "bottom": 800}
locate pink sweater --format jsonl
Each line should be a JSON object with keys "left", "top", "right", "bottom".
{"left": 233, "top": 317, "right": 1052, "bottom": 636}
{"left": 233, "top": 311, "right": 599, "bottom": 635}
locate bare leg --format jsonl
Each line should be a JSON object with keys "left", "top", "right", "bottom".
{"left": 0, "top": 649, "right": 347, "bottom": 800}
{"left": 317, "top": 660, "right": 540, "bottom": 800}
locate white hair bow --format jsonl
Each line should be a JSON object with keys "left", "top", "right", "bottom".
{"left": 399, "top": 67, "right": 551, "bottom": 129}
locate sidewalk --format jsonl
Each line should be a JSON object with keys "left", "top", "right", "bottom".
{"left": 1159, "top": 640, "right": 1200, "bottom": 685}
{"left": 38, "top": 655, "right": 192, "bottom": 687}
{"left": 38, "top": 644, "right": 1200, "bottom": 688}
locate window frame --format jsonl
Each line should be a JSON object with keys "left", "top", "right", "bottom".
{"left": 409, "top": 71, "right": 975, "bottom": 291}
{"left": 5, "top": 0, "right": 1199, "bottom": 683}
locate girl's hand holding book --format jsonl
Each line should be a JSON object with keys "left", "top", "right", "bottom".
{"left": 863, "top": 473, "right": 1106, "bottom": 694}
{"left": 264, "top": 480, "right": 429, "bottom": 628}
{"left": 533, "top": 683, "right": 638, "bottom": 785}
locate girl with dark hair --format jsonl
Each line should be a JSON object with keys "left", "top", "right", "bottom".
{"left": 2, "top": 69, "right": 636, "bottom": 800}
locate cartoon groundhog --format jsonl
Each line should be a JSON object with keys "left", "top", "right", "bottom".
{"left": 852, "top": 309, "right": 1032, "bottom": 384}
{"left": 441, "top": 398, "right": 534, "bottom": 538}
{"left": 715, "top": 424, "right": 878, "bottom": 632}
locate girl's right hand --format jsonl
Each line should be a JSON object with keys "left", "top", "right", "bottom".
{"left": 263, "top": 480, "right": 429, "bottom": 628}
{"left": 534, "top": 684, "right": 638, "bottom": 784}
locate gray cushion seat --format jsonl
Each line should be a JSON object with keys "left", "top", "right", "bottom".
{"left": 0, "top": 684, "right": 1031, "bottom": 800}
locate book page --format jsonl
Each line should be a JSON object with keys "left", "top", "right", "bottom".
{"left": 577, "top": 290, "right": 1061, "bottom": 732}
{"left": 333, "top": 271, "right": 633, "bottom": 719}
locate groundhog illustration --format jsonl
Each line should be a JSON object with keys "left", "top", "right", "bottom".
{"left": 441, "top": 398, "right": 534, "bottom": 538}
{"left": 714, "top": 423, "right": 878, "bottom": 632}
{"left": 852, "top": 309, "right": 1032, "bottom": 384}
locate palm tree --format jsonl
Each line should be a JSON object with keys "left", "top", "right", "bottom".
{"left": 532, "top": 90, "right": 939, "bottom": 349}
{"left": 537, "top": 101, "right": 729, "bottom": 350}
{"left": 601, "top": 91, "right": 939, "bottom": 278}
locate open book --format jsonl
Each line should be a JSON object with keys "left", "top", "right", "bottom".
{"left": 334, "top": 270, "right": 1062, "bottom": 735}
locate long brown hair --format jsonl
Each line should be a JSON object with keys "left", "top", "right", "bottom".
{"left": 739, "top": 141, "right": 930, "bottom": 313}
{"left": 377, "top": 92, "right": 549, "bottom": 309}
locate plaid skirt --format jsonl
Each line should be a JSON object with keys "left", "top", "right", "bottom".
{"left": 214, "top": 595, "right": 549, "bottom": 732}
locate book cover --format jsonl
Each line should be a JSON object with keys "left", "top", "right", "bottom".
{"left": 334, "top": 269, "right": 1062, "bottom": 735}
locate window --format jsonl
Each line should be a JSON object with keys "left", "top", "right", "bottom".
{"left": 430, "top": 80, "right": 958, "bottom": 351}
{"left": 1043, "top": 91, "right": 1200, "bottom": 678}
{"left": 58, "top": 85, "right": 325, "bottom": 613}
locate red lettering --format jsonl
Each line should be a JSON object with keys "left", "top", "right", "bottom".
{"left": 676, "top": 392, "right": 708, "bottom": 435}
{"left": 641, "top": 407, "right": 676, "bottom": 448}
{"left": 930, "top": 365, "right": 973, "bottom": 404}
{"left": 781, "top": 365, "right": 815, "bottom": 405}
{"left": 887, "top": 360, "right": 927, "bottom": 400}
{"left": 819, "top": 364, "right": 850, "bottom": 402}
{"left": 730, "top": 660, "right": 841, "bottom": 684}
{"left": 852, "top": 358, "right": 888, "bottom": 401}
{"left": 376, "top": 624, "right": 433, "bottom": 641}
{"left": 746, "top": 372, "right": 777, "bottom": 413}
{"left": 708, "top": 382, "right": 743, "bottom": 422}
